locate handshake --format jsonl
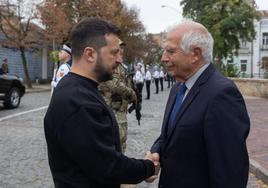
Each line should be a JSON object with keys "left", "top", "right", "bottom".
{"left": 144, "top": 151, "right": 160, "bottom": 183}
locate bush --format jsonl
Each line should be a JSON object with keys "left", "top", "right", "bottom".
{"left": 261, "top": 56, "right": 268, "bottom": 78}
{"left": 219, "top": 64, "right": 239, "bottom": 77}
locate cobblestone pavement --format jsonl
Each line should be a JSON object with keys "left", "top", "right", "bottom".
{"left": 0, "top": 85, "right": 267, "bottom": 187}
{"left": 0, "top": 110, "right": 53, "bottom": 188}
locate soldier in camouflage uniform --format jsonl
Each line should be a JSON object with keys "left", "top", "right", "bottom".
{"left": 98, "top": 41, "right": 137, "bottom": 153}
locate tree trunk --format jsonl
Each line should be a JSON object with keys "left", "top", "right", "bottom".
{"left": 214, "top": 54, "right": 223, "bottom": 72}
{"left": 19, "top": 46, "right": 32, "bottom": 88}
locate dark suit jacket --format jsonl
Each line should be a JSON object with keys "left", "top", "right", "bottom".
{"left": 151, "top": 64, "right": 250, "bottom": 188}
{"left": 44, "top": 73, "right": 154, "bottom": 188}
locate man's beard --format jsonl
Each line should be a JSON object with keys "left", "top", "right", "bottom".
{"left": 94, "top": 56, "right": 113, "bottom": 82}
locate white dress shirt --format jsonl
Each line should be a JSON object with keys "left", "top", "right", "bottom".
{"left": 133, "top": 70, "right": 144, "bottom": 83}
{"left": 153, "top": 70, "right": 160, "bottom": 79}
{"left": 145, "top": 70, "right": 152, "bottom": 81}
{"left": 159, "top": 70, "right": 164, "bottom": 78}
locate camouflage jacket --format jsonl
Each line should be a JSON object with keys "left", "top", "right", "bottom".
{"left": 98, "top": 66, "right": 137, "bottom": 121}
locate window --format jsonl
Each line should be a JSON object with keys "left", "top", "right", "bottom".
{"left": 263, "top": 33, "right": 268, "bottom": 46}
{"left": 261, "top": 20, "right": 268, "bottom": 25}
{"left": 241, "top": 39, "right": 247, "bottom": 48}
{"left": 240, "top": 60, "right": 247, "bottom": 72}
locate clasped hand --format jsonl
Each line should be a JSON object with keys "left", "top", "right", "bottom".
{"left": 144, "top": 151, "right": 160, "bottom": 183}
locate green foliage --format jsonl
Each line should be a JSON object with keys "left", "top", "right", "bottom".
{"left": 261, "top": 56, "right": 268, "bottom": 78}
{"left": 48, "top": 50, "right": 60, "bottom": 77}
{"left": 221, "top": 63, "right": 240, "bottom": 77}
{"left": 181, "top": 0, "right": 259, "bottom": 64}
{"left": 212, "top": 61, "right": 223, "bottom": 72}
{"left": 49, "top": 50, "right": 59, "bottom": 65}
{"left": 261, "top": 56, "right": 268, "bottom": 70}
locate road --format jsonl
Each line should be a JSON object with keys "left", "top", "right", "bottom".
{"left": 0, "top": 91, "right": 50, "bottom": 119}
{"left": 0, "top": 91, "right": 52, "bottom": 188}
{"left": 0, "top": 90, "right": 267, "bottom": 187}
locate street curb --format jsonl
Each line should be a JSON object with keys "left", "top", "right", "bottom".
{"left": 26, "top": 88, "right": 51, "bottom": 94}
{"left": 249, "top": 158, "right": 268, "bottom": 185}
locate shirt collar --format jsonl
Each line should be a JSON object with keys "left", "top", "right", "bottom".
{"left": 185, "top": 63, "right": 210, "bottom": 91}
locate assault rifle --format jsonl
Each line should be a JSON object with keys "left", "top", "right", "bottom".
{"left": 120, "top": 64, "right": 142, "bottom": 125}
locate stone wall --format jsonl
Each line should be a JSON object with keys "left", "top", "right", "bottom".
{"left": 231, "top": 78, "right": 268, "bottom": 98}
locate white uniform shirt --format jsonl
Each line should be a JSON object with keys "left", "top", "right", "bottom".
{"left": 51, "top": 63, "right": 71, "bottom": 88}
{"left": 159, "top": 70, "right": 164, "bottom": 78}
{"left": 133, "top": 70, "right": 144, "bottom": 83}
{"left": 153, "top": 70, "right": 160, "bottom": 79}
{"left": 145, "top": 70, "right": 152, "bottom": 81}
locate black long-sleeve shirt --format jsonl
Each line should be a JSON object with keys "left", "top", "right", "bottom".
{"left": 44, "top": 72, "right": 154, "bottom": 188}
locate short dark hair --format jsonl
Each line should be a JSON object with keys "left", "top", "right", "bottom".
{"left": 70, "top": 17, "right": 121, "bottom": 59}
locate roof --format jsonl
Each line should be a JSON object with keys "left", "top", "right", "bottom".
{"left": 257, "top": 10, "right": 268, "bottom": 18}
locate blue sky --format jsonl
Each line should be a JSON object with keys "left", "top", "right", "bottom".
{"left": 122, "top": 0, "right": 267, "bottom": 33}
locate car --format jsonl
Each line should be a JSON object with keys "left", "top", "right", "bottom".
{"left": 0, "top": 74, "right": 25, "bottom": 109}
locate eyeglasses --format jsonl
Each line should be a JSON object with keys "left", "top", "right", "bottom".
{"left": 163, "top": 47, "right": 184, "bottom": 56}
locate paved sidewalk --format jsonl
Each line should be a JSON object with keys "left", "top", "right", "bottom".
{"left": 245, "top": 97, "right": 268, "bottom": 184}
{"left": 25, "top": 83, "right": 51, "bottom": 93}
{"left": 125, "top": 85, "right": 268, "bottom": 187}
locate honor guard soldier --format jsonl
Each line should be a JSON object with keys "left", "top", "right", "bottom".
{"left": 51, "top": 44, "right": 72, "bottom": 93}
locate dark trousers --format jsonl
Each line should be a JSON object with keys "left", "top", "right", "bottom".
{"left": 160, "top": 77, "right": 164, "bottom": 91}
{"left": 145, "top": 80, "right": 151, "bottom": 99}
{"left": 167, "top": 75, "right": 174, "bottom": 88}
{"left": 154, "top": 78, "right": 159, "bottom": 94}
{"left": 136, "top": 82, "right": 144, "bottom": 102}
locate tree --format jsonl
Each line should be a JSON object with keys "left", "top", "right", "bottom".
{"left": 38, "top": 0, "right": 74, "bottom": 76}
{"left": 115, "top": 5, "right": 146, "bottom": 64}
{"left": 38, "top": 0, "right": 146, "bottom": 65}
{"left": 0, "top": 0, "right": 41, "bottom": 88}
{"left": 143, "top": 34, "right": 163, "bottom": 66}
{"left": 181, "top": 0, "right": 259, "bottom": 68}
{"left": 38, "top": 1, "right": 71, "bottom": 44}
{"left": 38, "top": 0, "right": 92, "bottom": 44}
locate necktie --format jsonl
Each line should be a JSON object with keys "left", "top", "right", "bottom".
{"left": 167, "top": 83, "right": 187, "bottom": 135}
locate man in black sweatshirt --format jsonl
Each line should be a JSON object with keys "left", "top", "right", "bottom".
{"left": 44, "top": 17, "right": 158, "bottom": 188}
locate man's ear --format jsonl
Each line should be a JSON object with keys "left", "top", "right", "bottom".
{"left": 83, "top": 47, "right": 97, "bottom": 63}
{"left": 190, "top": 46, "right": 202, "bottom": 63}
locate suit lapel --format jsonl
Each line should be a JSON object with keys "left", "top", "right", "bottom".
{"left": 166, "top": 88, "right": 200, "bottom": 141}
{"left": 162, "top": 83, "right": 180, "bottom": 136}
{"left": 165, "top": 64, "right": 216, "bottom": 144}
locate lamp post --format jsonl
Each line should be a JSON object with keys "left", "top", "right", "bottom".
{"left": 161, "top": 5, "right": 181, "bottom": 14}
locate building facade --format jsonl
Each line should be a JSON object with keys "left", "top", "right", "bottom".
{"left": 0, "top": 44, "right": 52, "bottom": 81}
{"left": 223, "top": 10, "right": 268, "bottom": 78}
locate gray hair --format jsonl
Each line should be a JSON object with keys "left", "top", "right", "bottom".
{"left": 178, "top": 20, "right": 214, "bottom": 64}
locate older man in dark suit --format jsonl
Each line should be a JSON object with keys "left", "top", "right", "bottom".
{"left": 148, "top": 20, "right": 250, "bottom": 188}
